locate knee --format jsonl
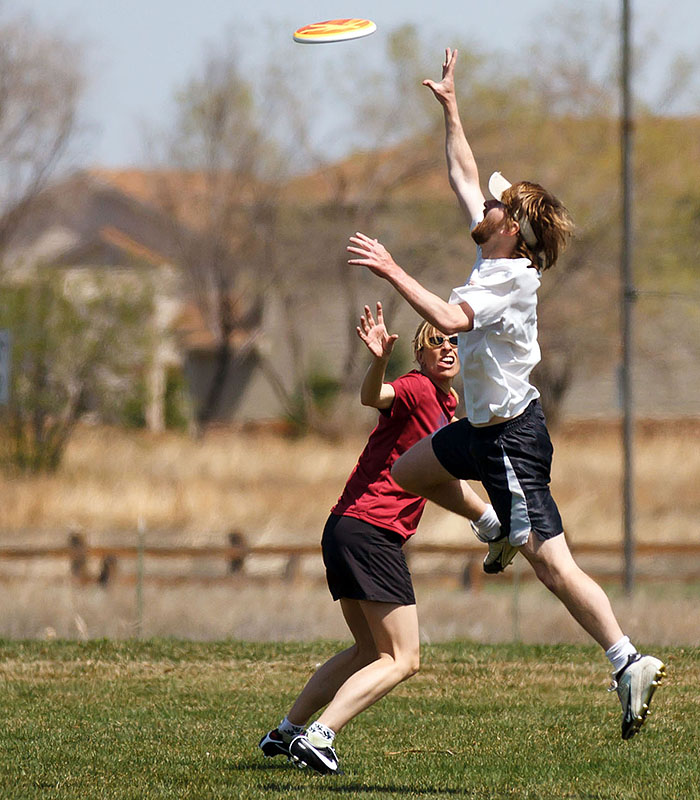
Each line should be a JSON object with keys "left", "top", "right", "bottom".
{"left": 397, "top": 650, "right": 420, "bottom": 681}
{"left": 407, "top": 654, "right": 420, "bottom": 679}
{"left": 535, "top": 564, "right": 559, "bottom": 594}
{"left": 531, "top": 557, "right": 577, "bottom": 595}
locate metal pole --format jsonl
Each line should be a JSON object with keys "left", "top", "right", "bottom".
{"left": 136, "top": 517, "right": 145, "bottom": 637}
{"left": 620, "top": 0, "right": 636, "bottom": 594}
{"left": 0, "top": 330, "right": 11, "bottom": 406}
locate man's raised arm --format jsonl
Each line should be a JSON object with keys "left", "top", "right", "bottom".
{"left": 347, "top": 233, "right": 474, "bottom": 334}
{"left": 423, "top": 48, "right": 485, "bottom": 222}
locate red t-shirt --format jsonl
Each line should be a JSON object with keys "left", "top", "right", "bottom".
{"left": 331, "top": 370, "right": 457, "bottom": 540}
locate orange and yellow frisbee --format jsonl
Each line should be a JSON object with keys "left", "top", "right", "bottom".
{"left": 293, "top": 18, "right": 377, "bottom": 44}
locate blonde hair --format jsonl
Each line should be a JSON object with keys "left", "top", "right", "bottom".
{"left": 412, "top": 320, "right": 441, "bottom": 362}
{"left": 502, "top": 181, "right": 574, "bottom": 271}
{"left": 411, "top": 320, "right": 460, "bottom": 402}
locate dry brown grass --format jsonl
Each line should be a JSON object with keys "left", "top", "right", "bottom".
{"left": 0, "top": 425, "right": 361, "bottom": 546}
{"left": 0, "top": 419, "right": 698, "bottom": 641}
{"left": 3, "top": 573, "right": 699, "bottom": 645}
{"left": 1, "top": 419, "right": 697, "bottom": 547}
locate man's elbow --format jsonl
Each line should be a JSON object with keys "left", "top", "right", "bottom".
{"left": 441, "top": 303, "right": 473, "bottom": 334}
{"left": 457, "top": 302, "right": 474, "bottom": 331}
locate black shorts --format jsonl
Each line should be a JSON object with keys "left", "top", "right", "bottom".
{"left": 431, "top": 399, "right": 563, "bottom": 545}
{"left": 321, "top": 514, "right": 416, "bottom": 605}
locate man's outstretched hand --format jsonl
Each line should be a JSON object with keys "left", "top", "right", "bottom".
{"left": 347, "top": 232, "right": 399, "bottom": 280}
{"left": 422, "top": 47, "right": 458, "bottom": 106}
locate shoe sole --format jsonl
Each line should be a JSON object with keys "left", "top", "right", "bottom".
{"left": 622, "top": 662, "right": 666, "bottom": 740}
{"left": 290, "top": 756, "right": 343, "bottom": 776}
{"left": 289, "top": 738, "right": 341, "bottom": 775}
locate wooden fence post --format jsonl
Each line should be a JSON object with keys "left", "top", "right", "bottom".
{"left": 461, "top": 556, "right": 483, "bottom": 593}
{"left": 68, "top": 532, "right": 88, "bottom": 582}
{"left": 228, "top": 531, "right": 247, "bottom": 573}
{"left": 283, "top": 554, "right": 300, "bottom": 583}
{"left": 97, "top": 555, "right": 117, "bottom": 587}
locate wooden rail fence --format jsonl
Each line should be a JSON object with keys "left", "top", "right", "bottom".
{"left": 1, "top": 533, "right": 700, "bottom": 590}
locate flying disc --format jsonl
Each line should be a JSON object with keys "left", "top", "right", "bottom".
{"left": 293, "top": 18, "right": 377, "bottom": 44}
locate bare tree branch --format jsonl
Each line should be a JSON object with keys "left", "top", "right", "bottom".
{"left": 0, "top": 11, "right": 84, "bottom": 259}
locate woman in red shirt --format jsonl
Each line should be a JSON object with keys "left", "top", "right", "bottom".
{"left": 259, "top": 302, "right": 500, "bottom": 775}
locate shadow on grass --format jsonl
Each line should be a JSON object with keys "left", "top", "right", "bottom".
{"left": 238, "top": 759, "right": 470, "bottom": 795}
{"left": 231, "top": 760, "right": 293, "bottom": 772}
{"left": 263, "top": 781, "right": 469, "bottom": 795}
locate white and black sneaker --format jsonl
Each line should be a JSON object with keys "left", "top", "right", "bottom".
{"left": 482, "top": 537, "right": 520, "bottom": 574}
{"left": 611, "top": 653, "right": 666, "bottom": 740}
{"left": 289, "top": 734, "right": 341, "bottom": 775}
{"left": 258, "top": 728, "right": 292, "bottom": 758}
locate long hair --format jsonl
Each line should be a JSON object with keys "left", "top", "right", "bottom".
{"left": 502, "top": 181, "right": 574, "bottom": 271}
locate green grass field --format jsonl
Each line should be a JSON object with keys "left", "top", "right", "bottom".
{"left": 0, "top": 639, "right": 696, "bottom": 799}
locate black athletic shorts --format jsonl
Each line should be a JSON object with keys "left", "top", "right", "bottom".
{"left": 321, "top": 514, "right": 416, "bottom": 605}
{"left": 431, "top": 399, "right": 563, "bottom": 545}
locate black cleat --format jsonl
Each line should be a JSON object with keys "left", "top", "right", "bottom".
{"left": 258, "top": 728, "right": 291, "bottom": 758}
{"left": 289, "top": 734, "right": 341, "bottom": 775}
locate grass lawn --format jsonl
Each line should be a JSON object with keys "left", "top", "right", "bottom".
{"left": 0, "top": 639, "right": 696, "bottom": 799}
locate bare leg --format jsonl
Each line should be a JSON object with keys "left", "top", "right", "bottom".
{"left": 287, "top": 598, "right": 378, "bottom": 726}
{"left": 521, "top": 533, "right": 624, "bottom": 650}
{"left": 315, "top": 601, "right": 420, "bottom": 734}
{"left": 392, "top": 436, "right": 486, "bottom": 520}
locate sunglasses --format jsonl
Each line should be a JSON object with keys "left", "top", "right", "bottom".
{"left": 427, "top": 334, "right": 459, "bottom": 348}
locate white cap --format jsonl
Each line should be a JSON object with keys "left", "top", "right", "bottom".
{"left": 488, "top": 171, "right": 512, "bottom": 202}
{"left": 487, "top": 171, "right": 538, "bottom": 248}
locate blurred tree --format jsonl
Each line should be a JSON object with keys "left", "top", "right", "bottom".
{"left": 273, "top": 25, "right": 478, "bottom": 433}
{"left": 151, "top": 26, "right": 456, "bottom": 434}
{"left": 316, "top": 26, "right": 445, "bottom": 397}
{"left": 496, "top": 5, "right": 612, "bottom": 425}
{"left": 150, "top": 40, "right": 303, "bottom": 432}
{"left": 0, "top": 9, "right": 85, "bottom": 260}
{"left": 0, "top": 272, "right": 152, "bottom": 473}
{"left": 525, "top": 1, "right": 699, "bottom": 424}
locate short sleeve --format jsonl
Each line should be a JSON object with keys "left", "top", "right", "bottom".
{"left": 385, "top": 372, "right": 424, "bottom": 420}
{"left": 450, "top": 267, "right": 516, "bottom": 329}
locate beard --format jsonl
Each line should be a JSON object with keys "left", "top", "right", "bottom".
{"left": 471, "top": 214, "right": 503, "bottom": 246}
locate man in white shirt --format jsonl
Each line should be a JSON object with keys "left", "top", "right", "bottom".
{"left": 346, "top": 47, "right": 665, "bottom": 741}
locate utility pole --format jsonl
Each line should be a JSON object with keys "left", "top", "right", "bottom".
{"left": 620, "top": 0, "right": 636, "bottom": 594}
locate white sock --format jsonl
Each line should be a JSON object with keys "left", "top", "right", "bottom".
{"left": 306, "top": 721, "right": 335, "bottom": 749}
{"left": 605, "top": 635, "right": 638, "bottom": 673}
{"left": 473, "top": 505, "right": 501, "bottom": 541}
{"left": 278, "top": 716, "right": 305, "bottom": 742}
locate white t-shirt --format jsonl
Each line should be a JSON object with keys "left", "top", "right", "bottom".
{"left": 449, "top": 236, "right": 542, "bottom": 424}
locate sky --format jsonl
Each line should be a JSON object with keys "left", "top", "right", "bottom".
{"left": 16, "top": 0, "right": 700, "bottom": 169}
